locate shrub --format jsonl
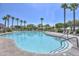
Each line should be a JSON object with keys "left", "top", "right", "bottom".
{"left": 57, "top": 29, "right": 63, "bottom": 33}
{"left": 70, "top": 31, "right": 73, "bottom": 34}
{"left": 76, "top": 29, "right": 79, "bottom": 34}
{"left": 7, "top": 28, "right": 12, "bottom": 32}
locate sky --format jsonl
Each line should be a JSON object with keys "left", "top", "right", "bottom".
{"left": 0, "top": 3, "right": 79, "bottom": 26}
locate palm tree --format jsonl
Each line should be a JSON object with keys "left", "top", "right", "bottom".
{"left": 20, "top": 20, "right": 23, "bottom": 30}
{"left": 61, "top": 3, "right": 68, "bottom": 32}
{"left": 6, "top": 14, "right": 11, "bottom": 28}
{"left": 24, "top": 21, "right": 26, "bottom": 28}
{"left": 20, "top": 20, "right": 23, "bottom": 26}
{"left": 2, "top": 16, "right": 7, "bottom": 27}
{"left": 16, "top": 18, "right": 19, "bottom": 26}
{"left": 44, "top": 24, "right": 50, "bottom": 31}
{"left": 40, "top": 17, "right": 44, "bottom": 31}
{"left": 11, "top": 17, "right": 15, "bottom": 28}
{"left": 69, "top": 3, "right": 79, "bottom": 32}
{"left": 2, "top": 16, "right": 7, "bottom": 32}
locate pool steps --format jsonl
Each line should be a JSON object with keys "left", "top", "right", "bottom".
{"left": 49, "top": 41, "right": 69, "bottom": 54}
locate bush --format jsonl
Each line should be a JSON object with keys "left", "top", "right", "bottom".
{"left": 70, "top": 31, "right": 73, "bottom": 34}
{"left": 57, "top": 29, "right": 63, "bottom": 33}
{"left": 76, "top": 29, "right": 79, "bottom": 34}
{"left": 7, "top": 28, "right": 12, "bottom": 32}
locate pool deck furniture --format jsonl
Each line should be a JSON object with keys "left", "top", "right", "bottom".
{"left": 0, "top": 31, "right": 79, "bottom": 56}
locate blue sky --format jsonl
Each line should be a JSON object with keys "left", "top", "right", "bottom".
{"left": 0, "top": 3, "right": 79, "bottom": 26}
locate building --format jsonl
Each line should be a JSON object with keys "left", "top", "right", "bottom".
{"left": 0, "top": 23, "right": 5, "bottom": 29}
{"left": 0, "top": 23, "right": 5, "bottom": 32}
{"left": 67, "top": 26, "right": 79, "bottom": 30}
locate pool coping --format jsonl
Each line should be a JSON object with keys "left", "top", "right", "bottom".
{"left": 0, "top": 31, "right": 79, "bottom": 56}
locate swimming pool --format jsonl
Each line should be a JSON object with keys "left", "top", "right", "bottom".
{"left": 0, "top": 31, "right": 71, "bottom": 54}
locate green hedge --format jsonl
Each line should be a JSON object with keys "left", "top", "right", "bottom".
{"left": 57, "top": 29, "right": 63, "bottom": 33}
{"left": 76, "top": 29, "right": 79, "bottom": 34}
{"left": 7, "top": 28, "right": 12, "bottom": 32}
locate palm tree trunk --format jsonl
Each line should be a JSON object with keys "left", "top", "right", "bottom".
{"left": 20, "top": 22, "right": 22, "bottom": 26}
{"left": 4, "top": 20, "right": 6, "bottom": 32}
{"left": 20, "top": 22, "right": 22, "bottom": 27}
{"left": 41, "top": 20, "right": 43, "bottom": 31}
{"left": 17, "top": 20, "right": 18, "bottom": 26}
{"left": 8, "top": 19, "right": 9, "bottom": 28}
{"left": 64, "top": 8, "right": 66, "bottom": 32}
{"left": 24, "top": 23, "right": 25, "bottom": 28}
{"left": 4, "top": 20, "right": 6, "bottom": 27}
{"left": 73, "top": 10, "right": 76, "bottom": 32}
{"left": 12, "top": 19, "right": 14, "bottom": 28}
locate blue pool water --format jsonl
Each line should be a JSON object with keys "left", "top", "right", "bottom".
{"left": 0, "top": 31, "right": 68, "bottom": 53}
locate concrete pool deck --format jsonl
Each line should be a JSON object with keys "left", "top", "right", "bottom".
{"left": 0, "top": 31, "right": 79, "bottom": 56}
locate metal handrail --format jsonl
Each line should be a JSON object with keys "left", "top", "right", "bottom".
{"left": 61, "top": 37, "right": 79, "bottom": 47}
{"left": 60, "top": 32, "right": 69, "bottom": 38}
{"left": 56, "top": 33, "right": 69, "bottom": 42}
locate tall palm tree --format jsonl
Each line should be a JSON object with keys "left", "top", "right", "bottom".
{"left": 11, "top": 17, "right": 15, "bottom": 28}
{"left": 24, "top": 21, "right": 26, "bottom": 28}
{"left": 2, "top": 16, "right": 7, "bottom": 27}
{"left": 69, "top": 3, "right": 79, "bottom": 32}
{"left": 40, "top": 17, "right": 44, "bottom": 31}
{"left": 20, "top": 20, "right": 23, "bottom": 30}
{"left": 20, "top": 20, "right": 23, "bottom": 27}
{"left": 61, "top": 3, "right": 68, "bottom": 32}
{"left": 16, "top": 18, "right": 19, "bottom": 26}
{"left": 2, "top": 16, "right": 7, "bottom": 32}
{"left": 6, "top": 14, "right": 11, "bottom": 28}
